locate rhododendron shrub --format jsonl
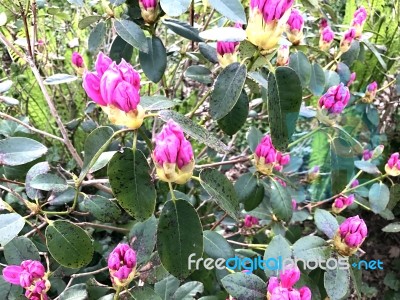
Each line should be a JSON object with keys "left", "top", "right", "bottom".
{"left": 0, "top": 0, "right": 399, "bottom": 299}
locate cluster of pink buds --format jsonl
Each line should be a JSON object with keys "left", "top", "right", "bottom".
{"left": 286, "top": 9, "right": 304, "bottom": 45}
{"left": 332, "top": 194, "right": 355, "bottom": 213}
{"left": 108, "top": 243, "right": 137, "bottom": 287}
{"left": 319, "top": 26, "right": 335, "bottom": 51}
{"left": 138, "top": 0, "right": 158, "bottom": 24}
{"left": 2, "top": 260, "right": 50, "bottom": 300}
{"left": 243, "top": 215, "right": 259, "bottom": 228}
{"left": 385, "top": 152, "right": 400, "bottom": 177}
{"left": 351, "top": 6, "right": 367, "bottom": 38}
{"left": 267, "top": 265, "right": 311, "bottom": 300}
{"left": 333, "top": 215, "right": 367, "bottom": 255}
{"left": 82, "top": 52, "right": 145, "bottom": 129}
{"left": 216, "top": 23, "right": 242, "bottom": 67}
{"left": 318, "top": 83, "right": 350, "bottom": 115}
{"left": 363, "top": 149, "right": 373, "bottom": 161}
{"left": 254, "top": 134, "right": 290, "bottom": 175}
{"left": 152, "top": 120, "right": 195, "bottom": 184}
{"left": 246, "top": 0, "right": 294, "bottom": 51}
{"left": 340, "top": 28, "right": 356, "bottom": 53}
{"left": 276, "top": 45, "right": 290, "bottom": 66}
{"left": 363, "top": 81, "right": 378, "bottom": 103}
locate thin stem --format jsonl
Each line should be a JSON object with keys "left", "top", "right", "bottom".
{"left": 288, "top": 127, "right": 321, "bottom": 148}
{"left": 211, "top": 213, "right": 228, "bottom": 231}
{"left": 132, "top": 130, "right": 138, "bottom": 152}
{"left": 168, "top": 182, "right": 176, "bottom": 201}
{"left": 138, "top": 127, "right": 153, "bottom": 151}
{"left": 354, "top": 200, "right": 371, "bottom": 211}
{"left": 377, "top": 79, "right": 396, "bottom": 92}
{"left": 114, "top": 285, "right": 122, "bottom": 300}
{"left": 76, "top": 222, "right": 129, "bottom": 233}
{"left": 344, "top": 174, "right": 387, "bottom": 194}
{"left": 195, "top": 156, "right": 250, "bottom": 169}
{"left": 187, "top": 90, "right": 212, "bottom": 118}
{"left": 323, "top": 51, "right": 343, "bottom": 70}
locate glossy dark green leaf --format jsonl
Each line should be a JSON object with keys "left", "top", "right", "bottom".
{"left": 163, "top": 19, "right": 203, "bottom": 42}
{"left": 59, "top": 283, "right": 88, "bottom": 300}
{"left": 30, "top": 173, "right": 68, "bottom": 192}
{"left": 129, "top": 215, "right": 158, "bottom": 265}
{"left": 314, "top": 209, "right": 338, "bottom": 239}
{"left": 309, "top": 63, "right": 325, "bottom": 96}
{"left": 132, "top": 287, "right": 162, "bottom": 300}
{"left": 324, "top": 267, "right": 350, "bottom": 300}
{"left": 184, "top": 66, "right": 213, "bottom": 84}
{"left": 139, "top": 37, "right": 167, "bottom": 83}
{"left": 43, "top": 74, "right": 78, "bottom": 85}
{"left": 114, "top": 19, "right": 149, "bottom": 53}
{"left": 341, "top": 40, "right": 360, "bottom": 67}
{"left": 78, "top": 15, "right": 102, "bottom": 29}
{"left": 0, "top": 137, "right": 47, "bottom": 166}
{"left": 0, "top": 213, "right": 25, "bottom": 246}
{"left": 234, "top": 172, "right": 264, "bottom": 211}
{"left": 217, "top": 90, "right": 249, "bottom": 135}
{"left": 293, "top": 236, "right": 331, "bottom": 261}
{"left": 369, "top": 182, "right": 390, "bottom": 214}
{"left": 246, "top": 126, "right": 263, "bottom": 153}
{"left": 362, "top": 39, "right": 387, "bottom": 70}
{"left": 199, "top": 43, "right": 218, "bottom": 63}
{"left": 221, "top": 273, "right": 265, "bottom": 300}
{"left": 200, "top": 168, "right": 240, "bottom": 220}
{"left": 155, "top": 275, "right": 180, "bottom": 300}
{"left": 173, "top": 282, "right": 204, "bottom": 299}
{"left": 158, "top": 110, "right": 229, "bottom": 153}
{"left": 141, "top": 96, "right": 176, "bottom": 110}
{"left": 110, "top": 35, "right": 133, "bottom": 64}
{"left": 354, "top": 160, "right": 380, "bottom": 174}
{"left": 46, "top": 220, "right": 94, "bottom": 268}
{"left": 0, "top": 277, "right": 22, "bottom": 300}
{"left": 330, "top": 137, "right": 354, "bottom": 194}
{"left": 88, "top": 21, "right": 106, "bottom": 53}
{"left": 289, "top": 51, "right": 311, "bottom": 87}
{"left": 4, "top": 236, "right": 40, "bottom": 264}
{"left": 269, "top": 179, "right": 292, "bottom": 222}
{"left": 25, "top": 162, "right": 50, "bottom": 199}
{"left": 160, "top": 0, "right": 191, "bottom": 17}
{"left": 324, "top": 70, "right": 340, "bottom": 89}
{"left": 108, "top": 149, "right": 156, "bottom": 221}
{"left": 337, "top": 62, "right": 351, "bottom": 84}
{"left": 208, "top": 0, "right": 246, "bottom": 24}
{"left": 157, "top": 200, "right": 203, "bottom": 278}
{"left": 203, "top": 230, "right": 234, "bottom": 260}
{"left": 83, "top": 195, "right": 121, "bottom": 222}
{"left": 267, "top": 66, "right": 302, "bottom": 150}
{"left": 210, "top": 63, "right": 247, "bottom": 120}
{"left": 263, "top": 235, "right": 292, "bottom": 277}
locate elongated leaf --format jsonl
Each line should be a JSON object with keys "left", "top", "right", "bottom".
{"left": 173, "top": 281, "right": 204, "bottom": 300}
{"left": 88, "top": 21, "right": 106, "bottom": 53}
{"left": 0, "top": 213, "right": 25, "bottom": 246}
{"left": 59, "top": 283, "right": 89, "bottom": 300}
{"left": 289, "top": 52, "right": 311, "bottom": 87}
{"left": 0, "top": 137, "right": 47, "bottom": 166}
{"left": 184, "top": 66, "right": 213, "bottom": 84}
{"left": 341, "top": 40, "right": 360, "bottom": 67}
{"left": 221, "top": 273, "right": 265, "bottom": 300}
{"left": 83, "top": 195, "right": 121, "bottom": 223}
{"left": 0, "top": 79, "right": 12, "bottom": 93}
{"left": 234, "top": 173, "right": 264, "bottom": 211}
{"left": 114, "top": 20, "right": 149, "bottom": 52}
{"left": 199, "top": 43, "right": 218, "bottom": 63}
{"left": 30, "top": 173, "right": 68, "bottom": 192}
{"left": 45, "top": 220, "right": 94, "bottom": 268}
{"left": 159, "top": 110, "right": 229, "bottom": 153}
{"left": 0, "top": 277, "right": 22, "bottom": 300}
{"left": 141, "top": 96, "right": 176, "bottom": 110}
{"left": 369, "top": 182, "right": 390, "bottom": 213}
{"left": 208, "top": 0, "right": 246, "bottom": 24}
{"left": 163, "top": 19, "right": 203, "bottom": 42}
{"left": 314, "top": 209, "right": 338, "bottom": 239}
{"left": 269, "top": 179, "right": 292, "bottom": 222}
{"left": 25, "top": 162, "right": 51, "bottom": 199}
{"left": 354, "top": 160, "right": 380, "bottom": 174}
{"left": 217, "top": 90, "right": 249, "bottom": 135}
{"left": 139, "top": 37, "right": 167, "bottom": 83}
{"left": 155, "top": 276, "right": 180, "bottom": 300}
{"left": 160, "top": 0, "right": 191, "bottom": 17}
{"left": 330, "top": 137, "right": 354, "bottom": 194}
{"left": 337, "top": 62, "right": 351, "bottom": 84}
{"left": 246, "top": 126, "right": 263, "bottom": 153}
{"left": 108, "top": 149, "right": 156, "bottom": 221}
{"left": 43, "top": 74, "right": 78, "bottom": 85}
{"left": 200, "top": 168, "right": 240, "bottom": 220}
{"left": 157, "top": 200, "right": 203, "bottom": 278}
{"left": 110, "top": 35, "right": 134, "bottom": 64}
{"left": 293, "top": 236, "right": 331, "bottom": 261}
{"left": 382, "top": 222, "right": 400, "bottom": 233}
{"left": 203, "top": 230, "right": 234, "bottom": 260}
{"left": 129, "top": 215, "right": 158, "bottom": 265}
{"left": 324, "top": 267, "right": 350, "bottom": 300}
{"left": 78, "top": 15, "right": 102, "bottom": 29}
{"left": 210, "top": 62, "right": 247, "bottom": 120}
{"left": 267, "top": 66, "right": 302, "bottom": 150}
{"left": 324, "top": 70, "right": 340, "bottom": 89}
{"left": 362, "top": 39, "right": 387, "bottom": 70}
{"left": 4, "top": 236, "right": 40, "bottom": 264}
{"left": 263, "top": 235, "right": 292, "bottom": 277}
{"left": 309, "top": 63, "right": 325, "bottom": 96}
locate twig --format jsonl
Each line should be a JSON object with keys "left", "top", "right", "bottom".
{"left": 195, "top": 157, "right": 250, "bottom": 169}
{"left": 75, "top": 222, "right": 129, "bottom": 233}
{"left": 210, "top": 213, "right": 228, "bottom": 231}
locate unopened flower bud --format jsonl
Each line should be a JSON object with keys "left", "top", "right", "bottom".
{"left": 362, "top": 149, "right": 373, "bottom": 161}
{"left": 350, "top": 179, "right": 359, "bottom": 188}
{"left": 351, "top": 6, "right": 367, "bottom": 38}
{"left": 216, "top": 24, "right": 241, "bottom": 68}
{"left": 276, "top": 45, "right": 290, "bottom": 66}
{"left": 318, "top": 83, "right": 350, "bottom": 115}
{"left": 332, "top": 194, "right": 355, "bottom": 213}
{"left": 319, "top": 18, "right": 328, "bottom": 31}
{"left": 280, "top": 265, "right": 300, "bottom": 289}
{"left": 299, "top": 286, "right": 312, "bottom": 300}
{"left": 244, "top": 215, "right": 259, "bottom": 228}
{"left": 139, "top": 0, "right": 158, "bottom": 24}
{"left": 347, "top": 72, "right": 356, "bottom": 86}
{"left": 333, "top": 215, "right": 367, "bottom": 255}
{"left": 71, "top": 52, "right": 84, "bottom": 68}
{"left": 385, "top": 152, "right": 400, "bottom": 176}
{"left": 319, "top": 26, "right": 334, "bottom": 51}
{"left": 363, "top": 81, "right": 378, "bottom": 103}
{"left": 108, "top": 243, "right": 137, "bottom": 287}
{"left": 254, "top": 135, "right": 289, "bottom": 175}
{"left": 340, "top": 28, "right": 356, "bottom": 53}
{"left": 286, "top": 9, "right": 304, "bottom": 45}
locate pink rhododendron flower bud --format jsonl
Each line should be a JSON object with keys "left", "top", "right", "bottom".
{"left": 363, "top": 81, "right": 378, "bottom": 103}
{"left": 307, "top": 165, "right": 320, "bottom": 182}
{"left": 254, "top": 134, "right": 287, "bottom": 175}
{"left": 152, "top": 120, "right": 195, "bottom": 184}
{"left": 270, "top": 287, "right": 291, "bottom": 300}
{"left": 351, "top": 6, "right": 367, "bottom": 38}
{"left": 244, "top": 215, "right": 259, "bottom": 228}
{"left": 340, "top": 28, "right": 356, "bottom": 53}
{"left": 95, "top": 52, "right": 113, "bottom": 76}
{"left": 280, "top": 265, "right": 300, "bottom": 289}
{"left": 332, "top": 194, "right": 355, "bottom": 213}
{"left": 267, "top": 277, "right": 280, "bottom": 294}
{"left": 347, "top": 72, "right": 356, "bottom": 86}
{"left": 362, "top": 149, "right": 373, "bottom": 161}
{"left": 276, "top": 45, "right": 290, "bottom": 66}
{"left": 286, "top": 9, "right": 304, "bottom": 45}
{"left": 334, "top": 215, "right": 367, "bottom": 255}
{"left": 318, "top": 83, "right": 350, "bottom": 115}
{"left": 319, "top": 26, "right": 335, "bottom": 51}
{"left": 71, "top": 52, "right": 84, "bottom": 68}
{"left": 25, "top": 290, "right": 48, "bottom": 300}
{"left": 351, "top": 179, "right": 359, "bottom": 188}
{"left": 2, "top": 265, "right": 23, "bottom": 285}
{"left": 216, "top": 24, "right": 241, "bottom": 67}
{"left": 21, "top": 260, "right": 45, "bottom": 279}
{"left": 275, "top": 152, "right": 290, "bottom": 171}
{"left": 247, "top": 0, "right": 294, "bottom": 51}
{"left": 385, "top": 152, "right": 400, "bottom": 176}
{"left": 319, "top": 18, "right": 328, "bottom": 31}
{"left": 108, "top": 243, "right": 137, "bottom": 287}
{"left": 292, "top": 199, "right": 297, "bottom": 210}
{"left": 19, "top": 271, "right": 33, "bottom": 288}
{"left": 299, "top": 286, "right": 312, "bottom": 300}
{"left": 139, "top": 0, "right": 158, "bottom": 24}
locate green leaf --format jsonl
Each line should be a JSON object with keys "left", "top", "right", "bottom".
{"left": 0, "top": 213, "right": 25, "bottom": 246}
{"left": 388, "top": 184, "right": 400, "bottom": 210}
{"left": 199, "top": 43, "right": 218, "bottom": 63}
{"left": 30, "top": 173, "right": 68, "bottom": 192}
{"left": 80, "top": 126, "right": 114, "bottom": 179}
{"left": 108, "top": 149, "right": 156, "bottom": 221}
{"left": 330, "top": 137, "right": 354, "bottom": 194}
{"left": 172, "top": 281, "right": 204, "bottom": 300}
{"left": 341, "top": 40, "right": 360, "bottom": 67}
{"left": 267, "top": 66, "right": 302, "bottom": 150}
{"left": 314, "top": 209, "right": 339, "bottom": 239}
{"left": 89, "top": 151, "right": 116, "bottom": 173}
{"left": 382, "top": 222, "right": 400, "bottom": 233}
{"left": 163, "top": 19, "right": 203, "bottom": 42}
{"left": 324, "top": 70, "right": 340, "bottom": 89}
{"left": 289, "top": 51, "right": 311, "bottom": 87}
{"left": 139, "top": 37, "right": 167, "bottom": 83}
{"left": 129, "top": 215, "right": 158, "bottom": 265}
{"left": 155, "top": 275, "right": 180, "bottom": 300}
{"left": 208, "top": 0, "right": 246, "bottom": 24}
{"left": 110, "top": 35, "right": 133, "bottom": 64}
{"left": 141, "top": 96, "right": 176, "bottom": 110}
{"left": 0, "top": 79, "right": 12, "bottom": 93}
{"left": 83, "top": 195, "right": 122, "bottom": 223}
{"left": 78, "top": 15, "right": 103, "bottom": 29}
{"left": 88, "top": 21, "right": 106, "bottom": 53}
{"left": 43, "top": 74, "right": 78, "bottom": 85}
{"left": 248, "top": 71, "right": 268, "bottom": 89}
{"left": 337, "top": 62, "right": 351, "bottom": 84}
{"left": 221, "top": 273, "right": 266, "bottom": 300}
{"left": 132, "top": 287, "right": 163, "bottom": 300}
{"left": 293, "top": 236, "right": 331, "bottom": 261}
{"left": 362, "top": 39, "right": 387, "bottom": 70}
{"left": 0, "top": 277, "right": 22, "bottom": 300}
{"left": 200, "top": 168, "right": 240, "bottom": 220}
{"left": 246, "top": 126, "right": 263, "bottom": 153}
{"left": 217, "top": 90, "right": 249, "bottom": 135}
{"left": 234, "top": 173, "right": 264, "bottom": 211}
{"left": 45, "top": 220, "right": 94, "bottom": 268}
{"left": 324, "top": 267, "right": 350, "bottom": 300}
{"left": 269, "top": 179, "right": 292, "bottom": 222}
{"left": 0, "top": 137, "right": 47, "bottom": 166}
{"left": 0, "top": 95, "right": 19, "bottom": 105}
{"left": 25, "top": 162, "right": 51, "bottom": 199}
{"left": 114, "top": 19, "right": 149, "bottom": 53}
{"left": 203, "top": 230, "right": 234, "bottom": 260}
{"left": 309, "top": 63, "right": 326, "bottom": 96}
{"left": 210, "top": 63, "right": 247, "bottom": 120}
{"left": 157, "top": 200, "right": 203, "bottom": 278}
{"left": 184, "top": 66, "right": 213, "bottom": 84}
{"left": 369, "top": 182, "right": 390, "bottom": 213}
{"left": 59, "top": 283, "right": 88, "bottom": 300}
{"left": 158, "top": 110, "right": 229, "bottom": 153}
{"left": 3, "top": 236, "right": 40, "bottom": 264}
{"left": 160, "top": 0, "right": 191, "bottom": 17}
{"left": 263, "top": 235, "right": 292, "bottom": 277}
{"left": 354, "top": 160, "right": 380, "bottom": 174}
